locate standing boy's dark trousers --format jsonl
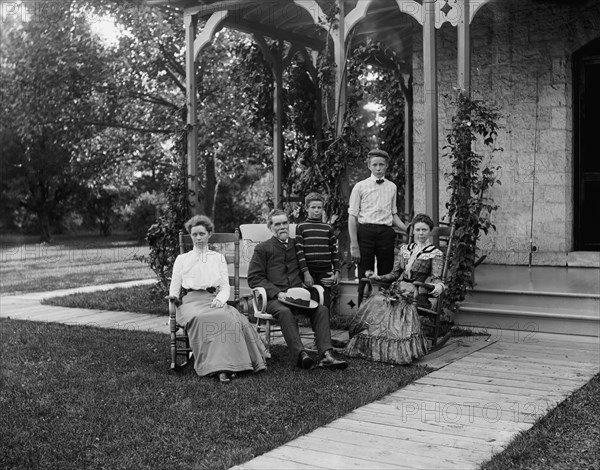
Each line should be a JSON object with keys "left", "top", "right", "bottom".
{"left": 356, "top": 224, "right": 396, "bottom": 305}
{"left": 311, "top": 271, "right": 335, "bottom": 310}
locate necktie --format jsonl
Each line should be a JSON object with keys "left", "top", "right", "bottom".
{"left": 376, "top": 179, "right": 384, "bottom": 184}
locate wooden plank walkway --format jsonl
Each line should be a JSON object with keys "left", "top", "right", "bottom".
{"left": 1, "top": 284, "right": 599, "bottom": 470}
{"left": 232, "top": 337, "right": 599, "bottom": 470}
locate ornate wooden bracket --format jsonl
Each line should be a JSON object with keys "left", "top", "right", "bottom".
{"left": 394, "top": 0, "right": 492, "bottom": 28}
{"left": 189, "top": 10, "right": 229, "bottom": 60}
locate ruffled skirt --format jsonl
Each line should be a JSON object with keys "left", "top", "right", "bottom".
{"left": 178, "top": 291, "right": 267, "bottom": 376}
{"left": 344, "top": 284, "right": 428, "bottom": 365}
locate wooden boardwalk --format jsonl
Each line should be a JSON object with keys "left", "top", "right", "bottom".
{"left": 1, "top": 283, "right": 599, "bottom": 470}
{"left": 0, "top": 280, "right": 169, "bottom": 333}
{"left": 231, "top": 336, "right": 598, "bottom": 470}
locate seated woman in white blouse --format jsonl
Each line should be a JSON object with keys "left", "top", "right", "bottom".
{"left": 169, "top": 215, "right": 267, "bottom": 383}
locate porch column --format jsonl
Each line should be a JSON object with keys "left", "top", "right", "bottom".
{"left": 184, "top": 13, "right": 199, "bottom": 215}
{"left": 334, "top": 0, "right": 346, "bottom": 137}
{"left": 423, "top": 0, "right": 439, "bottom": 224}
{"left": 403, "top": 76, "right": 414, "bottom": 217}
{"left": 273, "top": 40, "right": 284, "bottom": 208}
{"left": 457, "top": 0, "right": 471, "bottom": 94}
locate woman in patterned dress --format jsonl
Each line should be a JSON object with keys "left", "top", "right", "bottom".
{"left": 344, "top": 214, "right": 445, "bottom": 364}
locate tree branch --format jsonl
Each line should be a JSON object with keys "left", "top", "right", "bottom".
{"left": 128, "top": 91, "right": 181, "bottom": 110}
{"left": 79, "top": 121, "right": 176, "bottom": 134}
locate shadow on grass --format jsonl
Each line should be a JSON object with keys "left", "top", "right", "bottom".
{"left": 0, "top": 318, "right": 429, "bottom": 470}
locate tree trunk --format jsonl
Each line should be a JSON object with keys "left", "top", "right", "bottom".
{"left": 204, "top": 150, "right": 217, "bottom": 219}
{"left": 211, "top": 180, "right": 220, "bottom": 224}
{"left": 38, "top": 211, "right": 53, "bottom": 243}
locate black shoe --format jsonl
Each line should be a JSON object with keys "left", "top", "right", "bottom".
{"left": 218, "top": 372, "right": 230, "bottom": 383}
{"left": 297, "top": 350, "right": 315, "bottom": 369}
{"left": 317, "top": 350, "right": 348, "bottom": 370}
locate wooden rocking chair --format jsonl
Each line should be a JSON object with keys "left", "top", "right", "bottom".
{"left": 362, "top": 223, "right": 455, "bottom": 348}
{"left": 169, "top": 229, "right": 248, "bottom": 370}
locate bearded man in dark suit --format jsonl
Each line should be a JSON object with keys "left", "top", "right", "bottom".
{"left": 248, "top": 209, "right": 347, "bottom": 371}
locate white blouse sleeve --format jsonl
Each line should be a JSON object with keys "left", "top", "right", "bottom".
{"left": 214, "top": 254, "right": 231, "bottom": 304}
{"left": 169, "top": 255, "right": 183, "bottom": 298}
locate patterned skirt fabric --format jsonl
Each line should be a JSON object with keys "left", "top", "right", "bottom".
{"left": 344, "top": 281, "right": 428, "bottom": 365}
{"left": 178, "top": 291, "right": 267, "bottom": 377}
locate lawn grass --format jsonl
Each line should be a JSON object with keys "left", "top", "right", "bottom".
{"left": 42, "top": 284, "right": 165, "bottom": 315}
{"left": 480, "top": 372, "right": 600, "bottom": 470}
{"left": 0, "top": 318, "right": 428, "bottom": 470}
{"left": 0, "top": 233, "right": 153, "bottom": 294}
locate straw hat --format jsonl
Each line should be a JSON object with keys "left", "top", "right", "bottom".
{"left": 279, "top": 287, "right": 318, "bottom": 309}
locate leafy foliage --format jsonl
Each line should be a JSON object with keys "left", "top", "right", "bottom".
{"left": 0, "top": 3, "right": 113, "bottom": 241}
{"left": 348, "top": 40, "right": 410, "bottom": 210}
{"left": 122, "top": 191, "right": 167, "bottom": 243}
{"left": 137, "top": 139, "right": 187, "bottom": 296}
{"left": 284, "top": 37, "right": 407, "bottom": 278}
{"left": 443, "top": 91, "right": 502, "bottom": 311}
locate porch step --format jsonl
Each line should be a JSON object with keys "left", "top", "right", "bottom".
{"left": 457, "top": 301, "right": 599, "bottom": 338}
{"left": 467, "top": 289, "right": 600, "bottom": 311}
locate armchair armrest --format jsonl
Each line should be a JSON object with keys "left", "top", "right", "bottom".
{"left": 413, "top": 281, "right": 436, "bottom": 291}
{"left": 312, "top": 285, "right": 325, "bottom": 305}
{"left": 231, "top": 295, "right": 250, "bottom": 315}
{"left": 361, "top": 277, "right": 393, "bottom": 301}
{"left": 167, "top": 296, "right": 179, "bottom": 333}
{"left": 364, "top": 277, "right": 393, "bottom": 288}
{"left": 251, "top": 287, "right": 268, "bottom": 316}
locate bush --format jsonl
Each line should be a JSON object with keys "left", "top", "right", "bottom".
{"left": 136, "top": 154, "right": 188, "bottom": 297}
{"left": 122, "top": 192, "right": 166, "bottom": 243}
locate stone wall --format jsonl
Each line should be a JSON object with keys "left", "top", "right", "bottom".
{"left": 411, "top": 0, "right": 600, "bottom": 265}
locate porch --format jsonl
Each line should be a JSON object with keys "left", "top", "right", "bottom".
{"left": 238, "top": 263, "right": 600, "bottom": 341}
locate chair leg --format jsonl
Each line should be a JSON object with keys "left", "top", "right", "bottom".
{"left": 265, "top": 320, "right": 272, "bottom": 352}
{"left": 170, "top": 321, "right": 178, "bottom": 370}
{"left": 184, "top": 336, "right": 192, "bottom": 366}
{"left": 255, "top": 317, "right": 272, "bottom": 358}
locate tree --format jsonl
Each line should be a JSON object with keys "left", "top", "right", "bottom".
{"left": 1, "top": 1, "right": 273, "bottom": 239}
{"left": 0, "top": 3, "right": 114, "bottom": 241}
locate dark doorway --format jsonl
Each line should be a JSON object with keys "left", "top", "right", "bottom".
{"left": 574, "top": 38, "right": 600, "bottom": 251}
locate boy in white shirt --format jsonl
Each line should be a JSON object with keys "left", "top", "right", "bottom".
{"left": 348, "top": 149, "right": 407, "bottom": 306}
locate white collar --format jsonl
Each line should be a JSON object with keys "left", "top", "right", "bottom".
{"left": 370, "top": 174, "right": 386, "bottom": 183}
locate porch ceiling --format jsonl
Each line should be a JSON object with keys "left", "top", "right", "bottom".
{"left": 147, "top": 0, "right": 415, "bottom": 60}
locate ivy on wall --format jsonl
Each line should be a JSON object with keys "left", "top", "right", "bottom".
{"left": 443, "top": 91, "right": 502, "bottom": 315}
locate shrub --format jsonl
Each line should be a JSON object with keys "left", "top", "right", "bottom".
{"left": 122, "top": 192, "right": 167, "bottom": 243}
{"left": 136, "top": 155, "right": 187, "bottom": 297}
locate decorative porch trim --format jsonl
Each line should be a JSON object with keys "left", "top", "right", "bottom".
{"left": 183, "top": 0, "right": 244, "bottom": 18}
{"left": 192, "top": 10, "right": 229, "bottom": 60}
{"left": 344, "top": 0, "right": 373, "bottom": 41}
{"left": 469, "top": 0, "right": 494, "bottom": 24}
{"left": 293, "top": 0, "right": 328, "bottom": 30}
{"left": 396, "top": 0, "right": 424, "bottom": 25}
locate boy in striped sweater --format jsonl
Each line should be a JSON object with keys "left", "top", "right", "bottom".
{"left": 295, "top": 192, "right": 341, "bottom": 309}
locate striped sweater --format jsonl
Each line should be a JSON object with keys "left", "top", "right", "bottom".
{"left": 295, "top": 218, "right": 341, "bottom": 274}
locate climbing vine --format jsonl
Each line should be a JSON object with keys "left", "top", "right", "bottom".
{"left": 443, "top": 91, "right": 502, "bottom": 314}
